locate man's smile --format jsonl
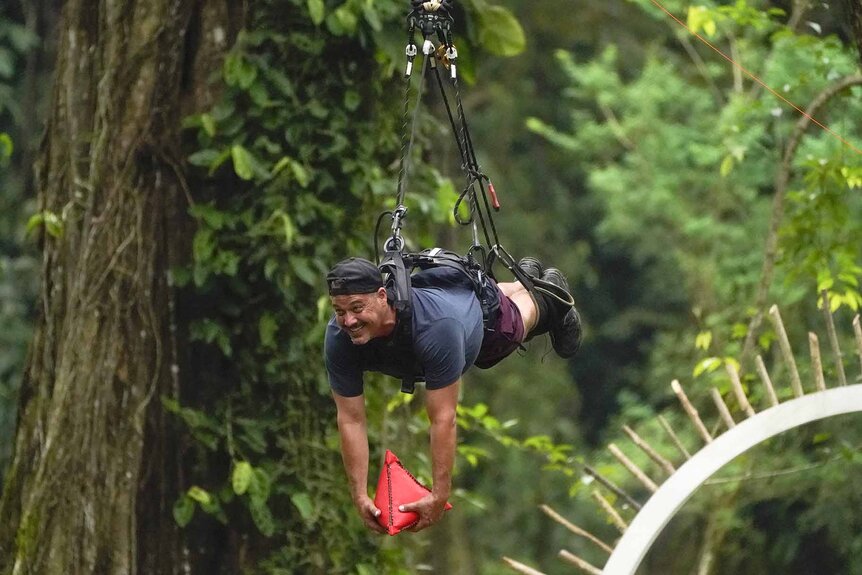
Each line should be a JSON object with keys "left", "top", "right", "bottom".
{"left": 346, "top": 324, "right": 365, "bottom": 338}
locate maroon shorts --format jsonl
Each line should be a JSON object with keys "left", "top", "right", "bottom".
{"left": 474, "top": 284, "right": 526, "bottom": 369}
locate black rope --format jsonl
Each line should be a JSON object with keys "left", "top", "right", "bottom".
{"left": 379, "top": 0, "right": 510, "bottom": 277}
{"left": 452, "top": 76, "right": 503, "bottom": 248}
{"left": 430, "top": 60, "right": 468, "bottom": 172}
{"left": 374, "top": 210, "right": 393, "bottom": 265}
{"left": 395, "top": 54, "right": 429, "bottom": 208}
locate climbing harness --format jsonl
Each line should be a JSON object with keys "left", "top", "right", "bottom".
{"left": 375, "top": 0, "right": 575, "bottom": 393}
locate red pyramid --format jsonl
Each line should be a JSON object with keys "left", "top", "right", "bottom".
{"left": 373, "top": 449, "right": 453, "bottom": 535}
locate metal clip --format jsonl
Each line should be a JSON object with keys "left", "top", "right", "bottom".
{"left": 423, "top": 39, "right": 436, "bottom": 69}
{"left": 405, "top": 43, "right": 418, "bottom": 77}
{"left": 446, "top": 46, "right": 458, "bottom": 79}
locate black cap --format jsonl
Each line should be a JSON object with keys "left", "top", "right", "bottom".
{"left": 326, "top": 257, "right": 384, "bottom": 296}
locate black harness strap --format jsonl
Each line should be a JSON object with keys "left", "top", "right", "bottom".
{"left": 378, "top": 247, "right": 501, "bottom": 394}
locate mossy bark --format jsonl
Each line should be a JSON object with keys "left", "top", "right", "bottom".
{"left": 847, "top": 0, "right": 862, "bottom": 66}
{"left": 0, "top": 1, "right": 235, "bottom": 573}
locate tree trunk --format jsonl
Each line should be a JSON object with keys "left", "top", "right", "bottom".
{"left": 847, "top": 0, "right": 862, "bottom": 66}
{"left": 0, "top": 1, "right": 234, "bottom": 573}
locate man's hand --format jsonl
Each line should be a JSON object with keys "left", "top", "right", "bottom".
{"left": 353, "top": 493, "right": 386, "bottom": 534}
{"left": 399, "top": 493, "right": 448, "bottom": 532}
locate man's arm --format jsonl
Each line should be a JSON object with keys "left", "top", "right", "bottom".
{"left": 332, "top": 392, "right": 386, "bottom": 533}
{"left": 400, "top": 379, "right": 460, "bottom": 532}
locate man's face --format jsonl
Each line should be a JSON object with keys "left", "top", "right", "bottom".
{"left": 331, "top": 288, "right": 390, "bottom": 345}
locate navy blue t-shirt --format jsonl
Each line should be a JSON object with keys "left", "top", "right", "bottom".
{"left": 325, "top": 267, "right": 484, "bottom": 397}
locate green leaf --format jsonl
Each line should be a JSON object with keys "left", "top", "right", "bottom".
{"left": 0, "top": 48, "right": 13, "bottom": 79}
{"left": 290, "top": 162, "right": 310, "bottom": 187}
{"left": 693, "top": 357, "right": 722, "bottom": 377}
{"left": 280, "top": 213, "right": 296, "bottom": 247}
{"left": 264, "top": 258, "right": 279, "bottom": 280}
{"left": 290, "top": 257, "right": 318, "bottom": 286}
{"left": 259, "top": 314, "right": 278, "bottom": 348}
{"left": 26, "top": 211, "right": 63, "bottom": 238}
{"left": 187, "top": 486, "right": 212, "bottom": 505}
{"left": 695, "top": 331, "right": 712, "bottom": 351}
{"left": 273, "top": 157, "right": 310, "bottom": 187}
{"left": 192, "top": 228, "right": 215, "bottom": 262}
{"left": 317, "top": 295, "right": 331, "bottom": 323}
{"left": 189, "top": 202, "right": 227, "bottom": 230}
{"left": 478, "top": 6, "right": 526, "bottom": 57}
{"left": 308, "top": 0, "right": 325, "bottom": 25}
{"left": 161, "top": 395, "right": 181, "bottom": 414}
{"left": 248, "top": 468, "right": 272, "bottom": 503}
{"left": 232, "top": 461, "right": 254, "bottom": 495}
{"left": 44, "top": 213, "right": 63, "bottom": 238}
{"left": 720, "top": 155, "right": 734, "bottom": 177}
{"left": 687, "top": 6, "right": 719, "bottom": 37}
{"left": 173, "top": 494, "right": 195, "bottom": 527}
{"left": 188, "top": 149, "right": 221, "bottom": 168}
{"left": 231, "top": 145, "right": 256, "bottom": 180}
{"left": 812, "top": 432, "right": 832, "bottom": 445}
{"left": 0, "top": 133, "right": 12, "bottom": 160}
{"left": 25, "top": 213, "right": 44, "bottom": 234}
{"left": 201, "top": 114, "right": 216, "bottom": 137}
{"left": 290, "top": 492, "right": 315, "bottom": 522}
{"left": 250, "top": 499, "right": 276, "bottom": 536}
{"left": 223, "top": 52, "right": 242, "bottom": 86}
{"left": 327, "top": 5, "right": 358, "bottom": 36}
{"left": 344, "top": 90, "right": 361, "bottom": 111}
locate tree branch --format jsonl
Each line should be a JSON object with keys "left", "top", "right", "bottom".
{"left": 740, "top": 74, "right": 862, "bottom": 368}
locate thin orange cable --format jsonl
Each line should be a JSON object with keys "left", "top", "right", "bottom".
{"left": 649, "top": 0, "right": 862, "bottom": 156}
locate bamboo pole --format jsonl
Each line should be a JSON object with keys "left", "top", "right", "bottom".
{"left": 768, "top": 305, "right": 804, "bottom": 397}
{"left": 809, "top": 332, "right": 827, "bottom": 392}
{"left": 591, "top": 490, "right": 628, "bottom": 533}
{"left": 540, "top": 504, "right": 614, "bottom": 554}
{"left": 622, "top": 425, "right": 676, "bottom": 475}
{"left": 502, "top": 557, "right": 549, "bottom": 575}
{"left": 658, "top": 414, "right": 692, "bottom": 459}
{"left": 726, "top": 363, "right": 756, "bottom": 417}
{"left": 608, "top": 443, "right": 659, "bottom": 492}
{"left": 581, "top": 463, "right": 642, "bottom": 510}
{"left": 821, "top": 291, "right": 848, "bottom": 387}
{"left": 709, "top": 388, "right": 736, "bottom": 430}
{"left": 558, "top": 550, "right": 603, "bottom": 575}
{"left": 671, "top": 379, "right": 713, "bottom": 444}
{"left": 854, "top": 314, "right": 862, "bottom": 378}
{"left": 755, "top": 355, "right": 780, "bottom": 407}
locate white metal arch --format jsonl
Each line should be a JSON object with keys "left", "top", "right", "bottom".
{"left": 603, "top": 384, "right": 862, "bottom": 575}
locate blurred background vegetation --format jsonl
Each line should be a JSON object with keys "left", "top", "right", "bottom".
{"left": 1, "top": 0, "right": 861, "bottom": 573}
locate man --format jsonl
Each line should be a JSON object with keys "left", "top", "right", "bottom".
{"left": 324, "top": 256, "right": 580, "bottom": 533}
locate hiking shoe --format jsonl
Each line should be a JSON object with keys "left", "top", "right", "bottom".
{"left": 518, "top": 256, "right": 544, "bottom": 279}
{"left": 542, "top": 268, "right": 582, "bottom": 359}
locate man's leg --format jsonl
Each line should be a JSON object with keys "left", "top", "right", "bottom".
{"left": 498, "top": 281, "right": 538, "bottom": 336}
{"left": 504, "top": 257, "right": 582, "bottom": 358}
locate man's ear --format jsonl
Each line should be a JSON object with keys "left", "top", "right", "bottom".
{"left": 376, "top": 287, "right": 388, "bottom": 303}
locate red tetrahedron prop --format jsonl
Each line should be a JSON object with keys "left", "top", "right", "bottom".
{"left": 373, "top": 449, "right": 453, "bottom": 536}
